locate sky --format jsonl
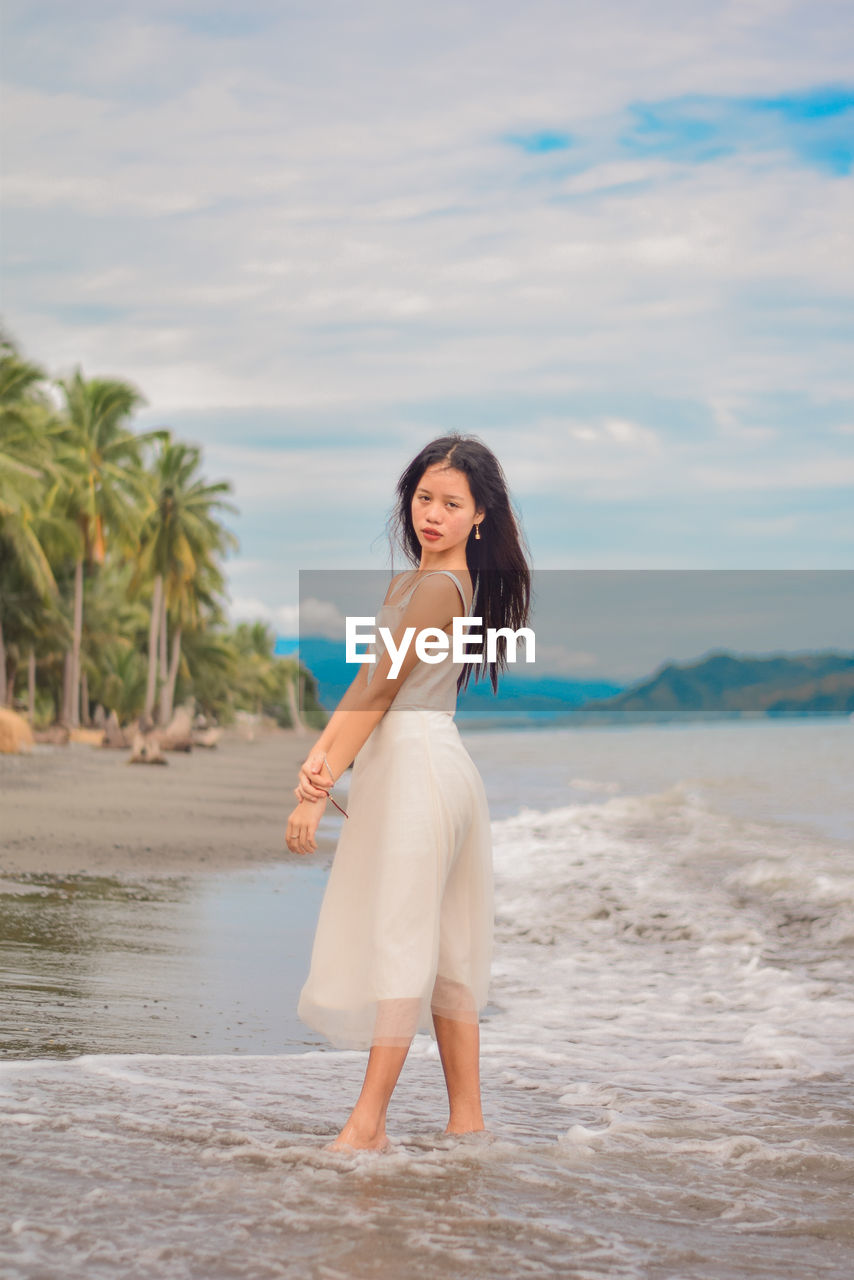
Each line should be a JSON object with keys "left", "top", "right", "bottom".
{"left": 3, "top": 0, "right": 853, "bottom": 663}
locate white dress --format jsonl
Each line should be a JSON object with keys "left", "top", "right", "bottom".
{"left": 297, "top": 569, "right": 494, "bottom": 1049}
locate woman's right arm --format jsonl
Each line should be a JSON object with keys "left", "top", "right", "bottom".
{"left": 296, "top": 572, "right": 410, "bottom": 800}
{"left": 312, "top": 663, "right": 369, "bottom": 753}
{"left": 296, "top": 663, "right": 370, "bottom": 800}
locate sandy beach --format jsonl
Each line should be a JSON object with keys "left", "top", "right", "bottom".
{"left": 0, "top": 729, "right": 336, "bottom": 879}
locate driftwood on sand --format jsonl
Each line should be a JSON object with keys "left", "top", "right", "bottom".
{"left": 0, "top": 708, "right": 34, "bottom": 755}
{"left": 32, "top": 723, "right": 70, "bottom": 746}
{"left": 69, "top": 727, "right": 104, "bottom": 747}
{"left": 102, "top": 710, "right": 129, "bottom": 749}
{"left": 128, "top": 706, "right": 208, "bottom": 762}
{"left": 6, "top": 701, "right": 225, "bottom": 762}
{"left": 129, "top": 727, "right": 168, "bottom": 765}
{"left": 159, "top": 706, "right": 193, "bottom": 752}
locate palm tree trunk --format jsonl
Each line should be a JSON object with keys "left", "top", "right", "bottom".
{"left": 80, "top": 667, "right": 90, "bottom": 726}
{"left": 70, "top": 556, "right": 84, "bottom": 727}
{"left": 28, "top": 647, "right": 36, "bottom": 722}
{"left": 144, "top": 573, "right": 163, "bottom": 720}
{"left": 163, "top": 625, "right": 182, "bottom": 724}
{"left": 287, "top": 672, "right": 305, "bottom": 733}
{"left": 0, "top": 615, "right": 6, "bottom": 707}
{"left": 159, "top": 593, "right": 168, "bottom": 676}
{"left": 158, "top": 593, "right": 169, "bottom": 724}
{"left": 62, "top": 650, "right": 73, "bottom": 723}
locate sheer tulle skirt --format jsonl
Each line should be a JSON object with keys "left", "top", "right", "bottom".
{"left": 297, "top": 708, "right": 494, "bottom": 1050}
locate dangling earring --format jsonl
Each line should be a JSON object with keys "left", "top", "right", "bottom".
{"left": 474, "top": 523, "right": 481, "bottom": 541}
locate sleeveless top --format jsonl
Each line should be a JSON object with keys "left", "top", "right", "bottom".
{"left": 365, "top": 569, "right": 477, "bottom": 715}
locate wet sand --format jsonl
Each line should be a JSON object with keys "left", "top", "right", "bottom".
{"left": 0, "top": 729, "right": 342, "bottom": 1058}
{"left": 0, "top": 729, "right": 336, "bottom": 879}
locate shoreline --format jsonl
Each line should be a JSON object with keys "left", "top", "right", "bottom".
{"left": 0, "top": 729, "right": 336, "bottom": 879}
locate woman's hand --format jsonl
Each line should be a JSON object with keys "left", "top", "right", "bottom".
{"left": 286, "top": 796, "right": 327, "bottom": 855}
{"left": 295, "top": 750, "right": 334, "bottom": 803}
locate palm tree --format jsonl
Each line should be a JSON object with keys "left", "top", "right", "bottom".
{"left": 81, "top": 557, "right": 150, "bottom": 722}
{"left": 179, "top": 626, "right": 239, "bottom": 721}
{"left": 159, "top": 553, "right": 230, "bottom": 725}
{"left": 55, "top": 370, "right": 149, "bottom": 725}
{"left": 135, "top": 435, "right": 237, "bottom": 724}
{"left": 0, "top": 338, "right": 63, "bottom": 705}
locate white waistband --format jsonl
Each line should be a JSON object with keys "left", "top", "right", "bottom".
{"left": 384, "top": 705, "right": 454, "bottom": 718}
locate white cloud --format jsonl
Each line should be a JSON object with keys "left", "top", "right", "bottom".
{"left": 203, "top": 443, "right": 397, "bottom": 506}
{"left": 273, "top": 604, "right": 301, "bottom": 634}
{"left": 298, "top": 598, "right": 347, "bottom": 640}
{"left": 228, "top": 598, "right": 333, "bottom": 637}
{"left": 228, "top": 595, "right": 278, "bottom": 624}
{"left": 601, "top": 418, "right": 663, "bottom": 452}
{"left": 693, "top": 455, "right": 854, "bottom": 491}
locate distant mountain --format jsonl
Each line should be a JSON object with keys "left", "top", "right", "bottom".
{"left": 578, "top": 649, "right": 854, "bottom": 722}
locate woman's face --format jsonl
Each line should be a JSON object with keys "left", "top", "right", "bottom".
{"left": 411, "top": 463, "right": 484, "bottom": 554}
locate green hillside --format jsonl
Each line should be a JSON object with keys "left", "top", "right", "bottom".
{"left": 578, "top": 650, "right": 854, "bottom": 722}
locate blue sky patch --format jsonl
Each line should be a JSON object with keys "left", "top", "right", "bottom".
{"left": 505, "top": 130, "right": 573, "bottom": 154}
{"left": 620, "top": 87, "right": 854, "bottom": 174}
{"left": 753, "top": 86, "right": 854, "bottom": 121}
{"left": 620, "top": 99, "right": 737, "bottom": 163}
{"left": 748, "top": 85, "right": 854, "bottom": 174}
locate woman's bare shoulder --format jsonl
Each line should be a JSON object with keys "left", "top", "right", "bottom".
{"left": 454, "top": 568, "right": 476, "bottom": 617}
{"left": 383, "top": 569, "right": 417, "bottom": 606}
{"left": 385, "top": 567, "right": 472, "bottom": 611}
{"left": 438, "top": 566, "right": 474, "bottom": 608}
{"left": 401, "top": 570, "right": 474, "bottom": 631}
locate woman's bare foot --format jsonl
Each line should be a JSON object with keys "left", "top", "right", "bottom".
{"left": 444, "top": 1121, "right": 485, "bottom": 1135}
{"left": 325, "top": 1112, "right": 391, "bottom": 1152}
{"left": 444, "top": 1101, "right": 485, "bottom": 1135}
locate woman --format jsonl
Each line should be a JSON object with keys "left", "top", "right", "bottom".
{"left": 286, "top": 433, "right": 531, "bottom": 1151}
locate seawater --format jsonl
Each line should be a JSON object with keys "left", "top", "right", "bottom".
{"left": 2, "top": 718, "right": 853, "bottom": 1279}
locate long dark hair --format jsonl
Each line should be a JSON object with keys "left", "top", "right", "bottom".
{"left": 387, "top": 433, "right": 532, "bottom": 694}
